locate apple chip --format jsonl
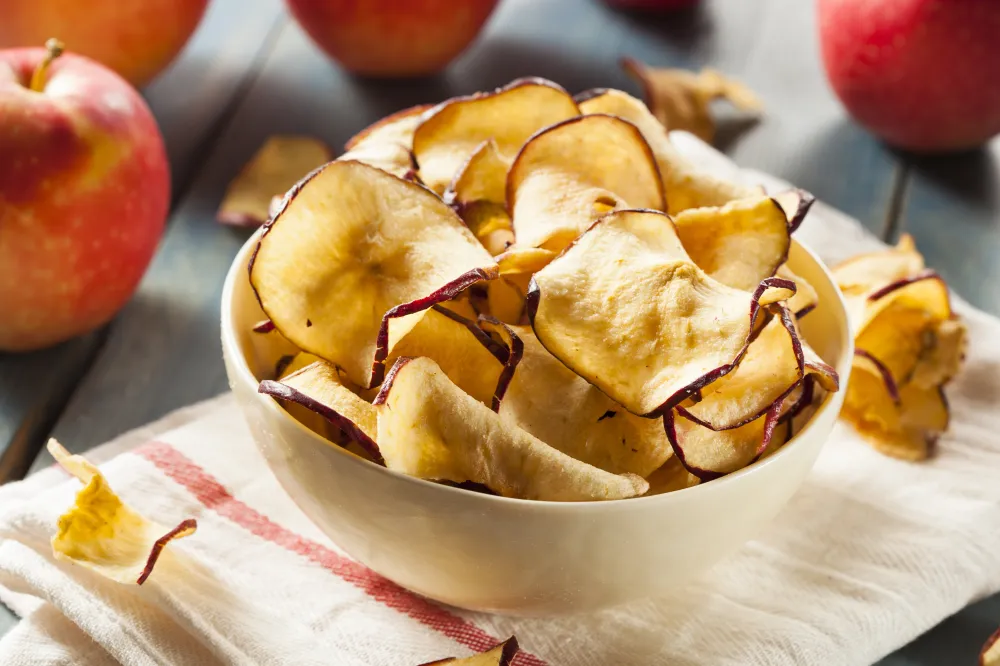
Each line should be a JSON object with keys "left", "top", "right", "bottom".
{"left": 421, "top": 636, "right": 520, "bottom": 666}
{"left": 576, "top": 87, "right": 761, "bottom": 214}
{"left": 385, "top": 306, "right": 513, "bottom": 409}
{"left": 217, "top": 136, "right": 332, "bottom": 227}
{"left": 507, "top": 114, "right": 665, "bottom": 251}
{"left": 645, "top": 457, "right": 700, "bottom": 495}
{"left": 250, "top": 160, "right": 498, "bottom": 388}
{"left": 832, "top": 234, "right": 924, "bottom": 296}
{"left": 344, "top": 104, "right": 432, "bottom": 152}
{"left": 981, "top": 628, "right": 1000, "bottom": 666}
{"left": 672, "top": 193, "right": 808, "bottom": 291}
{"left": 777, "top": 264, "right": 818, "bottom": 318}
{"left": 528, "top": 208, "right": 786, "bottom": 416}
{"left": 444, "top": 139, "right": 509, "bottom": 206}
{"left": 458, "top": 201, "right": 515, "bottom": 256}
{"left": 413, "top": 79, "right": 580, "bottom": 193}
{"left": 680, "top": 305, "right": 804, "bottom": 430}
{"left": 484, "top": 247, "right": 558, "bottom": 324}
{"left": 47, "top": 440, "right": 197, "bottom": 585}
{"left": 910, "top": 317, "right": 967, "bottom": 389}
{"left": 621, "top": 58, "right": 763, "bottom": 145}
{"left": 665, "top": 403, "right": 784, "bottom": 480}
{"left": 259, "top": 360, "right": 382, "bottom": 463}
{"left": 375, "top": 357, "right": 648, "bottom": 501}
{"left": 338, "top": 140, "right": 416, "bottom": 180}
{"left": 497, "top": 326, "right": 672, "bottom": 477}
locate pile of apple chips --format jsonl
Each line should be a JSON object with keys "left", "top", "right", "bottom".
{"left": 250, "top": 78, "right": 841, "bottom": 501}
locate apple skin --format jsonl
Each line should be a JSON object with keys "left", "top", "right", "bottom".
{"left": 819, "top": 0, "right": 1000, "bottom": 151}
{"left": 0, "top": 48, "right": 170, "bottom": 351}
{"left": 0, "top": 0, "right": 209, "bottom": 88}
{"left": 285, "top": 0, "right": 501, "bottom": 77}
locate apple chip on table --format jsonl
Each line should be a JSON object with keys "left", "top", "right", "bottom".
{"left": 833, "top": 235, "right": 966, "bottom": 461}
{"left": 249, "top": 77, "right": 841, "bottom": 500}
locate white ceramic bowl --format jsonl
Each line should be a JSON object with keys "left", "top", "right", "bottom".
{"left": 221, "top": 231, "right": 852, "bottom": 616}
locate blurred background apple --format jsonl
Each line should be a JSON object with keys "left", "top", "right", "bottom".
{"left": 0, "top": 0, "right": 209, "bottom": 88}
{"left": 820, "top": 0, "right": 1000, "bottom": 152}
{"left": 0, "top": 42, "right": 170, "bottom": 351}
{"left": 286, "top": 0, "right": 501, "bottom": 77}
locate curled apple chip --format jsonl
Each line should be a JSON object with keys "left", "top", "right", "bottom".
{"left": 832, "top": 234, "right": 924, "bottom": 296}
{"left": 776, "top": 264, "right": 818, "bottom": 318}
{"left": 910, "top": 317, "right": 967, "bottom": 389}
{"left": 250, "top": 160, "right": 498, "bottom": 388}
{"left": 497, "top": 326, "right": 672, "bottom": 477}
{"left": 217, "top": 136, "right": 332, "bottom": 227}
{"left": 421, "top": 636, "right": 520, "bottom": 666}
{"left": 621, "top": 58, "right": 763, "bottom": 145}
{"left": 259, "top": 360, "right": 382, "bottom": 463}
{"left": 483, "top": 247, "right": 558, "bottom": 324}
{"left": 508, "top": 114, "right": 665, "bottom": 251}
{"left": 338, "top": 140, "right": 416, "bottom": 180}
{"left": 576, "top": 87, "right": 761, "bottom": 214}
{"left": 412, "top": 78, "right": 580, "bottom": 193}
{"left": 444, "top": 139, "right": 509, "bottom": 206}
{"left": 385, "top": 306, "right": 512, "bottom": 409}
{"left": 528, "top": 208, "right": 786, "bottom": 416}
{"left": 375, "top": 357, "right": 648, "bottom": 501}
{"left": 981, "top": 628, "right": 1000, "bottom": 666}
{"left": 344, "top": 104, "right": 432, "bottom": 152}
{"left": 47, "top": 440, "right": 197, "bottom": 585}
{"left": 672, "top": 193, "right": 809, "bottom": 291}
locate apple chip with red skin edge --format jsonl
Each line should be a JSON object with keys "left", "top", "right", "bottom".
{"left": 47, "top": 439, "right": 197, "bottom": 585}
{"left": 527, "top": 208, "right": 790, "bottom": 417}
{"left": 507, "top": 114, "right": 666, "bottom": 252}
{"left": 776, "top": 263, "right": 819, "bottom": 318}
{"left": 475, "top": 315, "right": 525, "bottom": 411}
{"left": 259, "top": 360, "right": 383, "bottom": 463}
{"left": 412, "top": 78, "right": 580, "bottom": 194}
{"left": 344, "top": 103, "right": 432, "bottom": 152}
{"left": 485, "top": 247, "right": 558, "bottom": 325}
{"left": 217, "top": 136, "right": 333, "bottom": 228}
{"left": 672, "top": 193, "right": 809, "bottom": 291}
{"left": 496, "top": 325, "right": 672, "bottom": 477}
{"left": 250, "top": 160, "right": 498, "bottom": 389}
{"left": 385, "top": 306, "right": 515, "bottom": 410}
{"left": 832, "top": 233, "right": 924, "bottom": 296}
{"left": 444, "top": 138, "right": 509, "bottom": 207}
{"left": 576, "top": 87, "right": 761, "bottom": 215}
{"left": 981, "top": 627, "right": 1000, "bottom": 666}
{"left": 375, "top": 357, "right": 648, "bottom": 501}
{"left": 420, "top": 636, "right": 520, "bottom": 666}
{"left": 621, "top": 58, "right": 763, "bottom": 145}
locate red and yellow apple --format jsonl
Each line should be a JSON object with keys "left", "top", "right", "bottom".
{"left": 0, "top": 0, "right": 209, "bottom": 88}
{"left": 820, "top": 0, "right": 1000, "bottom": 151}
{"left": 0, "top": 42, "right": 170, "bottom": 351}
{"left": 285, "top": 0, "right": 501, "bottom": 77}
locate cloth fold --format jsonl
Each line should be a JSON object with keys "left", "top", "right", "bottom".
{"left": 1, "top": 136, "right": 998, "bottom": 666}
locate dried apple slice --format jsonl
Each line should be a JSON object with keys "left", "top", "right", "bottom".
{"left": 484, "top": 247, "right": 558, "bottom": 324}
{"left": 621, "top": 58, "right": 763, "bottom": 145}
{"left": 421, "top": 636, "right": 520, "bottom": 666}
{"left": 645, "top": 457, "right": 700, "bottom": 495}
{"left": 250, "top": 160, "right": 498, "bottom": 388}
{"left": 385, "top": 306, "right": 511, "bottom": 409}
{"left": 412, "top": 78, "right": 580, "bottom": 193}
{"left": 375, "top": 357, "right": 648, "bottom": 501}
{"left": 507, "top": 114, "right": 665, "bottom": 251}
{"left": 910, "top": 317, "right": 967, "bottom": 389}
{"left": 527, "top": 208, "right": 788, "bottom": 416}
{"left": 217, "top": 136, "right": 332, "bottom": 227}
{"left": 344, "top": 104, "right": 432, "bottom": 152}
{"left": 777, "top": 264, "right": 818, "bottom": 318}
{"left": 679, "top": 305, "right": 804, "bottom": 430}
{"left": 338, "top": 140, "right": 416, "bottom": 180}
{"left": 576, "top": 88, "right": 760, "bottom": 214}
{"left": 47, "top": 439, "right": 197, "bottom": 585}
{"left": 258, "top": 360, "right": 382, "bottom": 463}
{"left": 981, "top": 628, "right": 1000, "bottom": 666}
{"left": 672, "top": 194, "right": 807, "bottom": 291}
{"left": 444, "top": 138, "right": 509, "bottom": 206}
{"left": 459, "top": 201, "right": 515, "bottom": 256}
{"left": 497, "top": 326, "right": 672, "bottom": 477}
{"left": 665, "top": 402, "right": 784, "bottom": 480}
{"left": 832, "top": 234, "right": 924, "bottom": 296}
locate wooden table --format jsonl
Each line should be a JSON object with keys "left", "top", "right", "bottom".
{"left": 2, "top": 0, "right": 998, "bottom": 661}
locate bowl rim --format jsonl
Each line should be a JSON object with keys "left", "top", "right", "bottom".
{"left": 222, "top": 227, "right": 853, "bottom": 512}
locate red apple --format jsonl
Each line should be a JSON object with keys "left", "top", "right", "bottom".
{"left": 819, "top": 0, "right": 1000, "bottom": 151}
{"left": 285, "top": 0, "right": 500, "bottom": 77}
{"left": 0, "top": 41, "right": 170, "bottom": 351}
{"left": 0, "top": 0, "right": 208, "bottom": 88}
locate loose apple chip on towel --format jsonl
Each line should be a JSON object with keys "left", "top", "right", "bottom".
{"left": 250, "top": 160, "right": 498, "bottom": 389}
{"left": 420, "top": 636, "right": 520, "bottom": 666}
{"left": 374, "top": 357, "right": 648, "bottom": 501}
{"left": 982, "top": 628, "right": 1000, "bottom": 666}
{"left": 576, "top": 87, "right": 761, "bottom": 214}
{"left": 412, "top": 78, "right": 580, "bottom": 193}
{"left": 621, "top": 58, "right": 764, "bottom": 145}
{"left": 497, "top": 326, "right": 672, "bottom": 477}
{"left": 672, "top": 192, "right": 810, "bottom": 291}
{"left": 507, "top": 114, "right": 665, "bottom": 251}
{"left": 217, "top": 135, "right": 332, "bottom": 227}
{"left": 259, "top": 360, "right": 382, "bottom": 463}
{"left": 832, "top": 233, "right": 925, "bottom": 297}
{"left": 47, "top": 440, "right": 197, "bottom": 585}
{"left": 527, "top": 208, "right": 787, "bottom": 416}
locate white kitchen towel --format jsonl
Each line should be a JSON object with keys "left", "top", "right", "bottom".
{"left": 1, "top": 135, "right": 998, "bottom": 666}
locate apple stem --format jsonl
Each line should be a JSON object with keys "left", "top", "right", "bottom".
{"left": 28, "top": 38, "right": 65, "bottom": 92}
